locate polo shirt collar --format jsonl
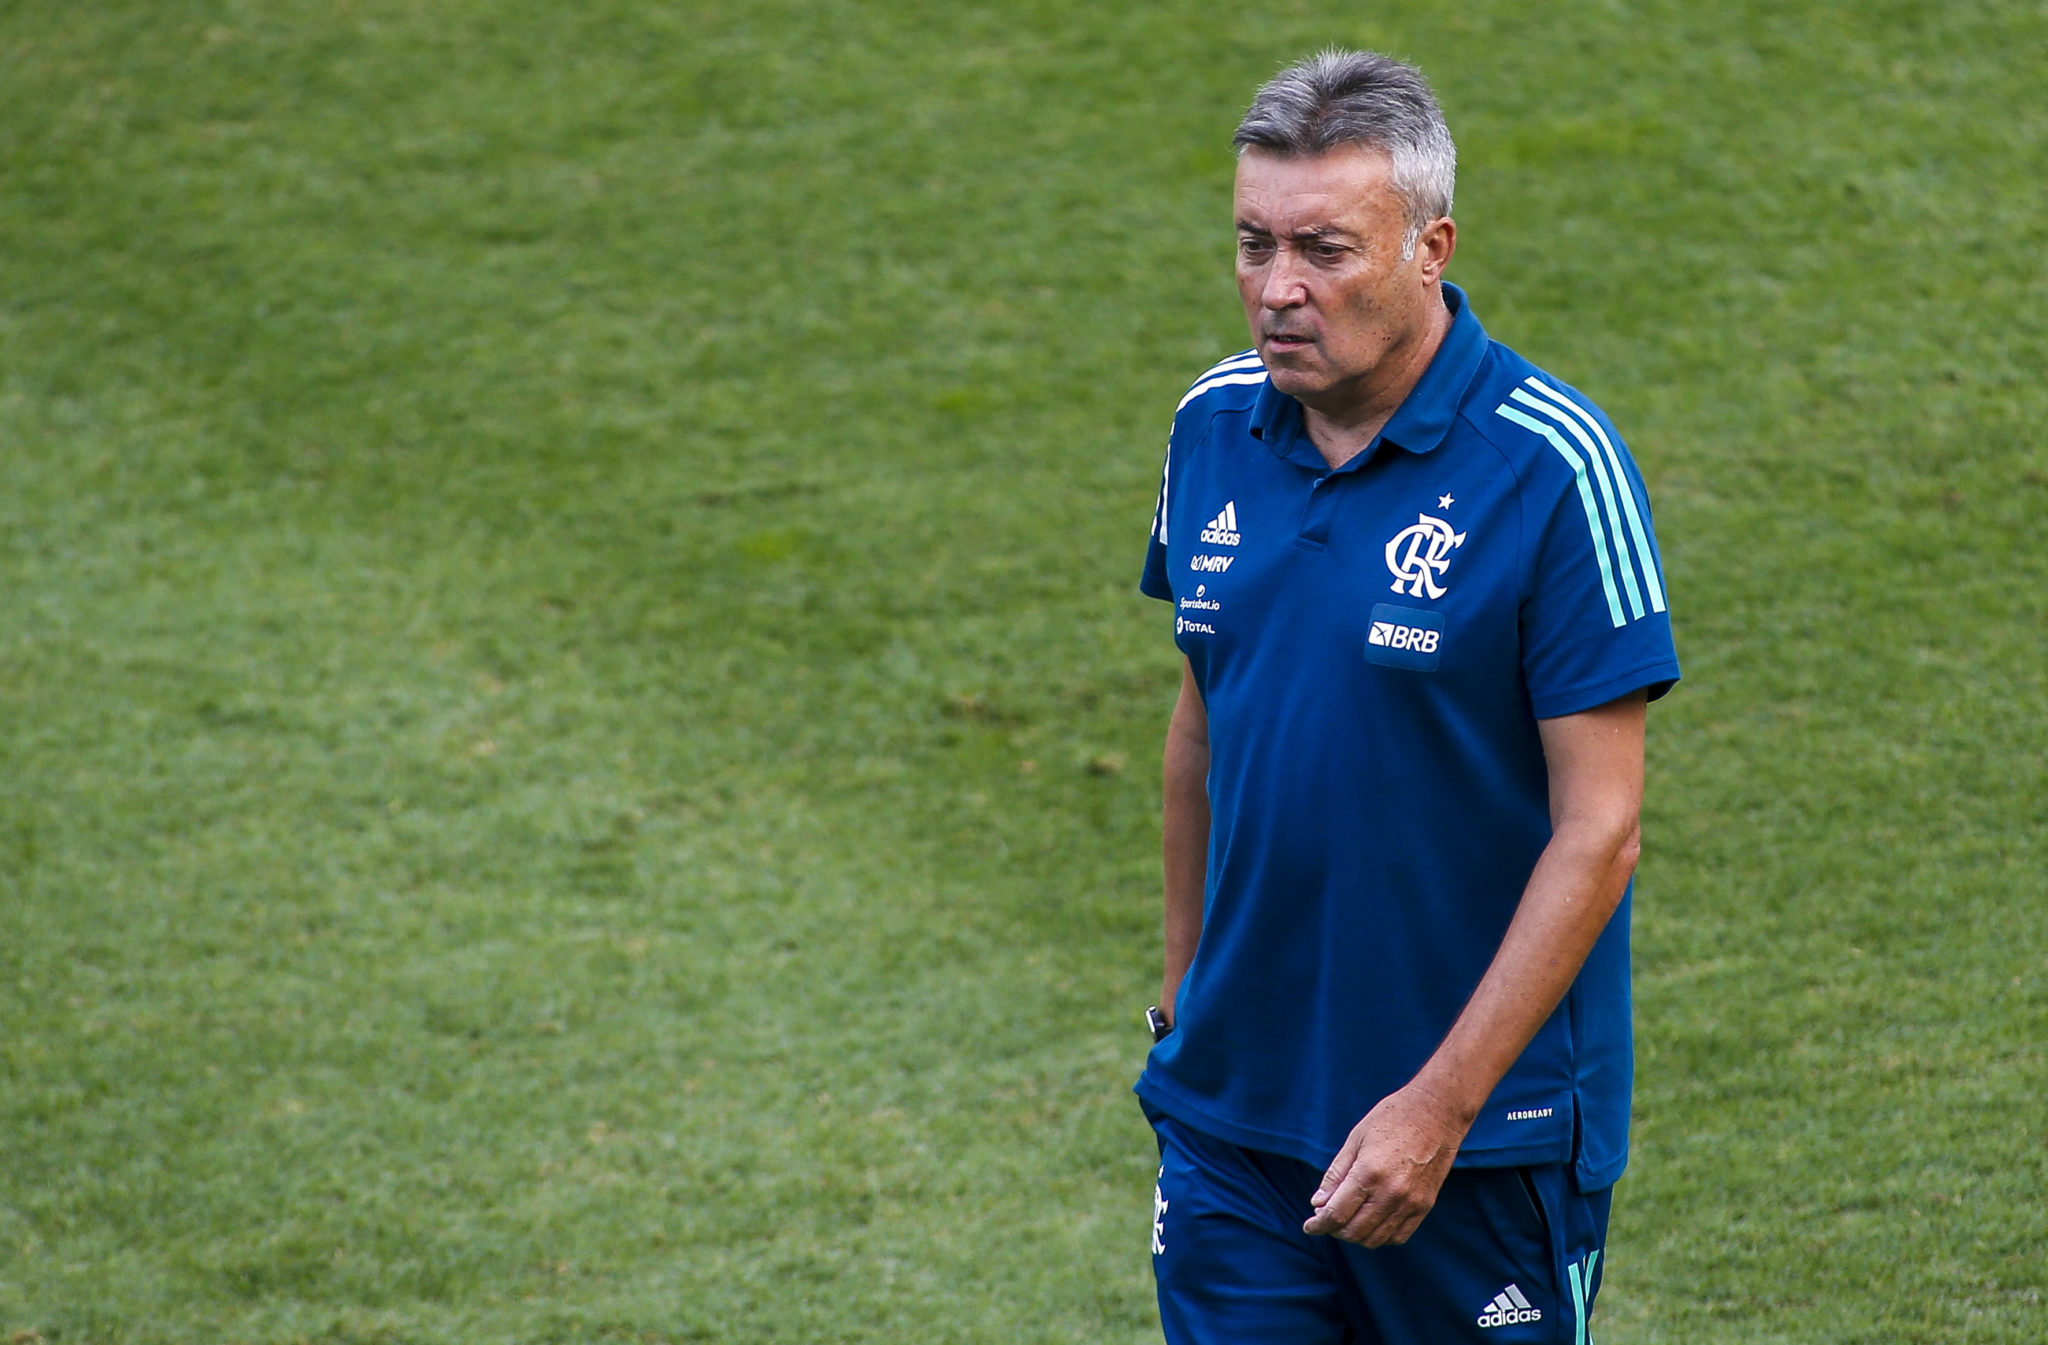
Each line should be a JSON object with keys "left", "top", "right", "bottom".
{"left": 1250, "top": 281, "right": 1488, "bottom": 465}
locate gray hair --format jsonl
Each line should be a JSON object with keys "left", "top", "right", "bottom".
{"left": 1234, "top": 50, "right": 1457, "bottom": 259}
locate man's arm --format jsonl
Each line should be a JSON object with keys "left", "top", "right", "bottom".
{"left": 1303, "top": 689, "right": 1648, "bottom": 1246}
{"left": 1159, "top": 659, "right": 1209, "bottom": 1025}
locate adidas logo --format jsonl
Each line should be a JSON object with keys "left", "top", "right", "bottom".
{"left": 1199, "top": 501, "right": 1241, "bottom": 547}
{"left": 1476, "top": 1283, "right": 1541, "bottom": 1329}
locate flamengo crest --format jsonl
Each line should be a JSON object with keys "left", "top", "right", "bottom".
{"left": 1385, "top": 513, "right": 1466, "bottom": 599}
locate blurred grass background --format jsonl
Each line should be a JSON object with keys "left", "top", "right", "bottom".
{"left": 1, "top": 1, "right": 2043, "bottom": 1341}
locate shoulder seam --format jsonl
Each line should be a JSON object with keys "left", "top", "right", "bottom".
{"left": 1463, "top": 426, "right": 1532, "bottom": 606}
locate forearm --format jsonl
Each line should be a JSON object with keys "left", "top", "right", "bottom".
{"left": 1410, "top": 819, "right": 1640, "bottom": 1122}
{"left": 1160, "top": 663, "right": 1209, "bottom": 1017}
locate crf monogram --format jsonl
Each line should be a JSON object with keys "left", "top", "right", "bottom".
{"left": 1385, "top": 513, "right": 1467, "bottom": 599}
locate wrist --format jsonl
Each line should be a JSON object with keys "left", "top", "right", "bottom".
{"left": 1404, "top": 1065, "right": 1486, "bottom": 1130}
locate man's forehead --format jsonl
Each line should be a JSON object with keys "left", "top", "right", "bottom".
{"left": 1233, "top": 144, "right": 1399, "bottom": 224}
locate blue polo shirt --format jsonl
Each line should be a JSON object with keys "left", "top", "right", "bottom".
{"left": 1137, "top": 283, "right": 1678, "bottom": 1189}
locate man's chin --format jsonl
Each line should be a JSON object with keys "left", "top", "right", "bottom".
{"left": 1264, "top": 363, "right": 1334, "bottom": 400}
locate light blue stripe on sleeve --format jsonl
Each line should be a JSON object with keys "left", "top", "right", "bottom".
{"left": 1495, "top": 403, "right": 1627, "bottom": 628}
{"left": 1509, "top": 386, "right": 1644, "bottom": 620}
{"left": 1524, "top": 378, "right": 1666, "bottom": 613}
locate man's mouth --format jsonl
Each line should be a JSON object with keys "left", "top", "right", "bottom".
{"left": 1264, "top": 331, "right": 1315, "bottom": 351}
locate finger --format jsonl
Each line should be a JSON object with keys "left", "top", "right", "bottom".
{"left": 1336, "top": 1174, "right": 1435, "bottom": 1244}
{"left": 1310, "top": 1165, "right": 1398, "bottom": 1237}
{"left": 1304, "top": 1164, "right": 1379, "bottom": 1233}
{"left": 1361, "top": 1209, "right": 1420, "bottom": 1248}
{"left": 1335, "top": 1189, "right": 1407, "bottom": 1246}
{"left": 1351, "top": 1191, "right": 1435, "bottom": 1248}
{"left": 1310, "top": 1131, "right": 1366, "bottom": 1212}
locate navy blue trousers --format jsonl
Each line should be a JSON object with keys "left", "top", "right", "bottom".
{"left": 1148, "top": 1105, "right": 1611, "bottom": 1344}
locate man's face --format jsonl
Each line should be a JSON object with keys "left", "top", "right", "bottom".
{"left": 1233, "top": 144, "right": 1454, "bottom": 411}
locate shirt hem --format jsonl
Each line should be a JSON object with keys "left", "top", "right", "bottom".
{"left": 1576, "top": 1151, "right": 1628, "bottom": 1191}
{"left": 1530, "top": 660, "right": 1681, "bottom": 720}
{"left": 1135, "top": 1076, "right": 1574, "bottom": 1172}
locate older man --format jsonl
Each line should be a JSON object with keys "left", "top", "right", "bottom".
{"left": 1137, "top": 51, "right": 1679, "bottom": 1343}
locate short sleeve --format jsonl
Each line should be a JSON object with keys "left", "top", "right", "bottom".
{"left": 1518, "top": 404, "right": 1680, "bottom": 719}
{"left": 1139, "top": 429, "right": 1175, "bottom": 602}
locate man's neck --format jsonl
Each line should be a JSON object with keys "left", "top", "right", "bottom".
{"left": 1298, "top": 291, "right": 1452, "bottom": 471}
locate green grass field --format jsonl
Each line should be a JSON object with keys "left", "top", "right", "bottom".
{"left": 2, "top": 1, "right": 2044, "bottom": 1341}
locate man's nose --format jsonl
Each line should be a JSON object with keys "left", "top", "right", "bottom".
{"left": 1260, "top": 253, "right": 1309, "bottom": 309}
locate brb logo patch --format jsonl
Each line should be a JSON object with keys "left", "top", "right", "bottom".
{"left": 1363, "top": 603, "right": 1445, "bottom": 671}
{"left": 1385, "top": 513, "right": 1466, "bottom": 599}
{"left": 1370, "top": 621, "right": 1439, "bottom": 654}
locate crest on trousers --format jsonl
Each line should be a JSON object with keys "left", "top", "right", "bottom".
{"left": 1151, "top": 1166, "right": 1168, "bottom": 1256}
{"left": 1385, "top": 513, "right": 1466, "bottom": 599}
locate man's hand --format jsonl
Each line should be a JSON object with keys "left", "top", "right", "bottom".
{"left": 1301, "top": 1081, "right": 1472, "bottom": 1247}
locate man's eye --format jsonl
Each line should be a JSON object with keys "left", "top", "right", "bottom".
{"left": 1311, "top": 244, "right": 1347, "bottom": 261}
{"left": 1238, "top": 238, "right": 1274, "bottom": 258}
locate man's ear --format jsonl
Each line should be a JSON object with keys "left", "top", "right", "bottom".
{"left": 1417, "top": 217, "right": 1456, "bottom": 283}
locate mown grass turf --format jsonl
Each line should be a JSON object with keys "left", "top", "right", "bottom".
{"left": 2, "top": 1, "right": 2044, "bottom": 1341}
